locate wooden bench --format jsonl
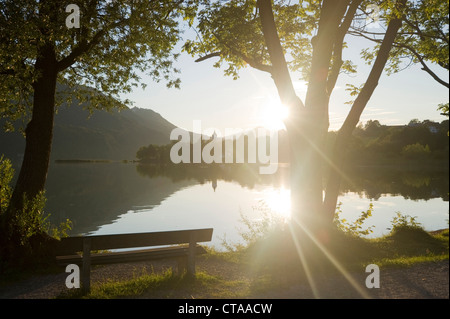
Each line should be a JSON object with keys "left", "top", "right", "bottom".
{"left": 55, "top": 228, "right": 213, "bottom": 294}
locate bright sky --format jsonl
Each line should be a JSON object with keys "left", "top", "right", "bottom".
{"left": 121, "top": 30, "right": 449, "bottom": 135}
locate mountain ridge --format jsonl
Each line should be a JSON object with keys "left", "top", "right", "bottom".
{"left": 0, "top": 104, "right": 179, "bottom": 163}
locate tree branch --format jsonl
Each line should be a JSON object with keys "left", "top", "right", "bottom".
{"left": 257, "top": 0, "right": 303, "bottom": 108}
{"left": 327, "top": 0, "right": 363, "bottom": 94}
{"left": 417, "top": 57, "right": 449, "bottom": 88}
{"left": 57, "top": 31, "right": 105, "bottom": 72}
{"left": 349, "top": 29, "right": 449, "bottom": 88}
{"left": 195, "top": 49, "right": 274, "bottom": 74}
{"left": 233, "top": 50, "right": 274, "bottom": 74}
{"left": 341, "top": 1, "right": 406, "bottom": 143}
{"left": 305, "top": 0, "right": 349, "bottom": 116}
{"left": 57, "top": 17, "right": 130, "bottom": 72}
{"left": 195, "top": 52, "right": 222, "bottom": 63}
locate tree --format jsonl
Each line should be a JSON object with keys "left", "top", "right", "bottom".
{"left": 438, "top": 103, "right": 449, "bottom": 116}
{"left": 401, "top": 142, "right": 431, "bottom": 159}
{"left": 185, "top": 0, "right": 408, "bottom": 232}
{"left": 353, "top": 0, "right": 449, "bottom": 138}
{"left": 137, "top": 144, "right": 158, "bottom": 162}
{"left": 0, "top": 0, "right": 195, "bottom": 253}
{"left": 352, "top": 0, "right": 448, "bottom": 88}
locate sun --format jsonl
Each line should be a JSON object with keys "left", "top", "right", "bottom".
{"left": 260, "top": 96, "right": 289, "bottom": 131}
{"left": 263, "top": 187, "right": 291, "bottom": 219}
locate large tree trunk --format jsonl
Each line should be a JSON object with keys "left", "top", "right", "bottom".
{"left": 258, "top": 0, "right": 406, "bottom": 234}
{"left": 258, "top": 0, "right": 346, "bottom": 231}
{"left": 322, "top": 1, "right": 407, "bottom": 221}
{"left": 286, "top": 120, "right": 326, "bottom": 230}
{"left": 291, "top": 1, "right": 349, "bottom": 230}
{"left": 4, "top": 43, "right": 58, "bottom": 242}
{"left": 257, "top": 0, "right": 327, "bottom": 233}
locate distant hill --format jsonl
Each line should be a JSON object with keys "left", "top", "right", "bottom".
{"left": 0, "top": 101, "right": 178, "bottom": 163}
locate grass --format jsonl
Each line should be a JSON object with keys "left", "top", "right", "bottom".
{"left": 375, "top": 254, "right": 449, "bottom": 268}
{"left": 58, "top": 268, "right": 249, "bottom": 299}
{"left": 88, "top": 270, "right": 215, "bottom": 299}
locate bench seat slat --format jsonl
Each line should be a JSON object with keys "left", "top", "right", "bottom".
{"left": 56, "top": 228, "right": 213, "bottom": 255}
{"left": 56, "top": 245, "right": 207, "bottom": 266}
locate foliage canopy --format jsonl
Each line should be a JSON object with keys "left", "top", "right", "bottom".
{"left": 0, "top": 0, "right": 197, "bottom": 130}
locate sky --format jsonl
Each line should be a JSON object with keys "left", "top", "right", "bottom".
{"left": 120, "top": 27, "right": 449, "bottom": 136}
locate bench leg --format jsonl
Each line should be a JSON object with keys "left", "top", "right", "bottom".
{"left": 177, "top": 256, "right": 187, "bottom": 275}
{"left": 82, "top": 238, "right": 91, "bottom": 295}
{"left": 187, "top": 238, "right": 196, "bottom": 277}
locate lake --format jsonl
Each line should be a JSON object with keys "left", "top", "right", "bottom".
{"left": 44, "top": 162, "right": 449, "bottom": 251}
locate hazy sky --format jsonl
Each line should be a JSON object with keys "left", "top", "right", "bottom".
{"left": 121, "top": 29, "right": 449, "bottom": 135}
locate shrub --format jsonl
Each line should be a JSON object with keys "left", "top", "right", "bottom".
{"left": 334, "top": 202, "right": 375, "bottom": 237}
{"left": 387, "top": 212, "right": 432, "bottom": 242}
{"left": 0, "top": 155, "right": 72, "bottom": 270}
{"left": 222, "top": 202, "right": 287, "bottom": 252}
{"left": 390, "top": 212, "right": 422, "bottom": 229}
{"left": 401, "top": 143, "right": 431, "bottom": 159}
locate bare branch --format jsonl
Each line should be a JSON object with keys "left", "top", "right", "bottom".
{"left": 416, "top": 55, "right": 449, "bottom": 88}
{"left": 349, "top": 29, "right": 449, "bottom": 88}
{"left": 234, "top": 52, "right": 274, "bottom": 74}
{"left": 195, "top": 50, "right": 273, "bottom": 74}
{"left": 195, "top": 52, "right": 222, "bottom": 62}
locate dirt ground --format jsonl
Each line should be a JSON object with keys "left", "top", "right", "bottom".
{"left": 0, "top": 257, "right": 448, "bottom": 299}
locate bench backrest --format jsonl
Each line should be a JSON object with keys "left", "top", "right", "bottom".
{"left": 56, "top": 228, "right": 213, "bottom": 255}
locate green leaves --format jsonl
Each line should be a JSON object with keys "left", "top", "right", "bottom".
{"left": 355, "top": 0, "right": 449, "bottom": 86}
{"left": 344, "top": 83, "right": 365, "bottom": 105}
{"left": 438, "top": 102, "right": 449, "bottom": 116}
{"left": 390, "top": 212, "right": 422, "bottom": 230}
{"left": 0, "top": 156, "right": 14, "bottom": 217}
{"left": 0, "top": 155, "right": 51, "bottom": 245}
{"left": 184, "top": 0, "right": 318, "bottom": 80}
{"left": 1, "top": 0, "right": 196, "bottom": 123}
{"left": 334, "top": 202, "right": 375, "bottom": 237}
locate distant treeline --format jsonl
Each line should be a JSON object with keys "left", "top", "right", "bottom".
{"left": 136, "top": 132, "right": 285, "bottom": 165}
{"left": 136, "top": 119, "right": 449, "bottom": 166}
{"left": 54, "top": 159, "right": 113, "bottom": 164}
{"left": 338, "top": 119, "right": 449, "bottom": 165}
{"left": 136, "top": 143, "right": 173, "bottom": 164}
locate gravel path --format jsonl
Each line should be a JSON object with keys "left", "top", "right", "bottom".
{"left": 254, "top": 260, "right": 449, "bottom": 299}
{"left": 0, "top": 259, "right": 448, "bottom": 299}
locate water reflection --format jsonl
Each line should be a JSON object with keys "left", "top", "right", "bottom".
{"left": 45, "top": 163, "right": 197, "bottom": 234}
{"left": 44, "top": 163, "right": 448, "bottom": 248}
{"left": 135, "top": 163, "right": 290, "bottom": 189}
{"left": 340, "top": 166, "right": 449, "bottom": 201}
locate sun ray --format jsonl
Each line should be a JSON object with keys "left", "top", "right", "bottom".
{"left": 287, "top": 222, "right": 321, "bottom": 298}
{"left": 289, "top": 217, "right": 372, "bottom": 299}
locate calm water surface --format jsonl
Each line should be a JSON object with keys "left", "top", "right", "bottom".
{"left": 45, "top": 163, "right": 449, "bottom": 250}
